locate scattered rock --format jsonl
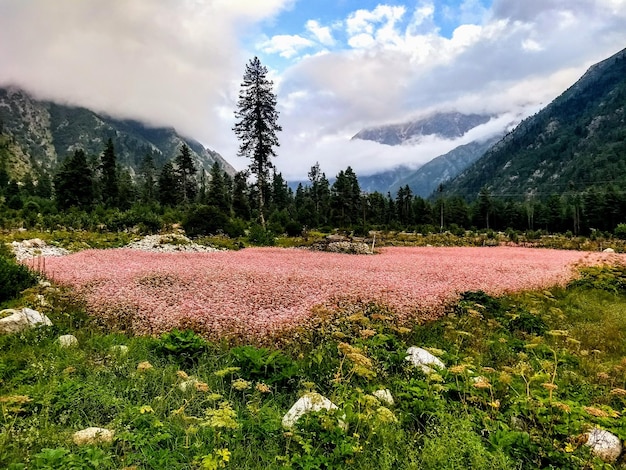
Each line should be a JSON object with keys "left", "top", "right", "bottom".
{"left": 603, "top": 248, "right": 616, "bottom": 253}
{"left": 58, "top": 334, "right": 78, "bottom": 348}
{"left": 0, "top": 308, "right": 52, "bottom": 334}
{"left": 405, "top": 346, "right": 446, "bottom": 374}
{"left": 72, "top": 427, "right": 115, "bottom": 445}
{"left": 584, "top": 428, "right": 622, "bottom": 463}
{"left": 282, "top": 392, "right": 343, "bottom": 429}
{"left": 373, "top": 389, "right": 394, "bottom": 406}
{"left": 10, "top": 239, "right": 70, "bottom": 262}
{"left": 124, "top": 234, "right": 221, "bottom": 254}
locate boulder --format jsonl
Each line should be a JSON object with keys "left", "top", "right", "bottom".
{"left": 58, "top": 334, "right": 78, "bottom": 348}
{"left": 405, "top": 347, "right": 446, "bottom": 374}
{"left": 373, "top": 389, "right": 394, "bottom": 406}
{"left": 72, "top": 427, "right": 115, "bottom": 445}
{"left": 282, "top": 392, "right": 342, "bottom": 429}
{"left": 0, "top": 308, "right": 52, "bottom": 334}
{"left": 604, "top": 248, "right": 615, "bottom": 253}
{"left": 585, "top": 428, "right": 622, "bottom": 463}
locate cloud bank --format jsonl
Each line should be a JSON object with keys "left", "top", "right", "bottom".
{"left": 1, "top": 0, "right": 625, "bottom": 181}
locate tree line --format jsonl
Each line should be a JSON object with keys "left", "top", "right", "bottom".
{"left": 1, "top": 55, "right": 625, "bottom": 239}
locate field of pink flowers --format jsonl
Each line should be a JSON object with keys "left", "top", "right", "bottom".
{"left": 39, "top": 246, "right": 622, "bottom": 340}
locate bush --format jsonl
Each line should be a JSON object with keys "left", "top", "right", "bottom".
{"left": 247, "top": 224, "right": 275, "bottom": 246}
{"left": 285, "top": 220, "right": 303, "bottom": 237}
{"left": 615, "top": 223, "right": 626, "bottom": 240}
{"left": 0, "top": 256, "right": 37, "bottom": 304}
{"left": 224, "top": 218, "right": 247, "bottom": 238}
{"left": 182, "top": 205, "right": 228, "bottom": 237}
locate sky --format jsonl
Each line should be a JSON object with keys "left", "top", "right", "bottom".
{"left": 1, "top": 0, "right": 626, "bottom": 181}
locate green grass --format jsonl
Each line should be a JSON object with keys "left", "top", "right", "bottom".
{"left": 2, "top": 265, "right": 626, "bottom": 468}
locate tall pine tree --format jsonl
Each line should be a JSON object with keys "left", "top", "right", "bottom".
{"left": 233, "top": 56, "right": 282, "bottom": 228}
{"left": 174, "top": 143, "right": 197, "bottom": 204}
{"left": 101, "top": 138, "right": 118, "bottom": 207}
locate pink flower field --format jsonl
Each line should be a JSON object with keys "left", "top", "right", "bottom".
{"left": 39, "top": 246, "right": 622, "bottom": 340}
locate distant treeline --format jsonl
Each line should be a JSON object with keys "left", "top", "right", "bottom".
{"left": 1, "top": 138, "right": 625, "bottom": 239}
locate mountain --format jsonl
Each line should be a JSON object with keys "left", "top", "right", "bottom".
{"left": 443, "top": 47, "right": 626, "bottom": 200}
{"left": 0, "top": 86, "right": 235, "bottom": 180}
{"left": 357, "top": 135, "right": 501, "bottom": 196}
{"left": 352, "top": 111, "right": 492, "bottom": 145}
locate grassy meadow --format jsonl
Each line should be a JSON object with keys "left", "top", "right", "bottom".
{"left": 1, "top": 232, "right": 626, "bottom": 469}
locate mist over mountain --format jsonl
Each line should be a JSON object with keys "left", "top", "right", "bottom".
{"left": 352, "top": 112, "right": 493, "bottom": 146}
{"left": 0, "top": 86, "right": 234, "bottom": 180}
{"left": 443, "top": 47, "right": 626, "bottom": 200}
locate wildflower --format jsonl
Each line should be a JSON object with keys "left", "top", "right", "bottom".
{"left": 473, "top": 377, "right": 491, "bottom": 389}
{"left": 139, "top": 405, "right": 154, "bottom": 414}
{"left": 584, "top": 406, "right": 609, "bottom": 418}
{"left": 176, "top": 370, "right": 189, "bottom": 380}
{"left": 541, "top": 383, "right": 558, "bottom": 392}
{"left": 63, "top": 366, "right": 76, "bottom": 374}
{"left": 359, "top": 328, "right": 376, "bottom": 339}
{"left": 231, "top": 378, "right": 251, "bottom": 391}
{"left": 552, "top": 402, "right": 571, "bottom": 413}
{"left": 255, "top": 382, "right": 271, "bottom": 393}
{"left": 610, "top": 388, "right": 626, "bottom": 396}
{"left": 137, "top": 361, "right": 153, "bottom": 372}
{"left": 449, "top": 364, "right": 467, "bottom": 374}
{"left": 214, "top": 367, "right": 240, "bottom": 378}
{"left": 375, "top": 406, "right": 398, "bottom": 423}
{"left": 489, "top": 400, "right": 501, "bottom": 409}
{"left": 203, "top": 402, "right": 239, "bottom": 429}
{"left": 597, "top": 372, "right": 610, "bottom": 381}
{"left": 194, "top": 381, "right": 209, "bottom": 392}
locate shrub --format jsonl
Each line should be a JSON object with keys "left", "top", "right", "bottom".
{"left": 247, "top": 224, "right": 275, "bottom": 246}
{"left": 0, "top": 256, "right": 37, "bottom": 304}
{"left": 182, "top": 205, "right": 228, "bottom": 237}
{"left": 615, "top": 223, "right": 626, "bottom": 240}
{"left": 157, "top": 329, "right": 207, "bottom": 365}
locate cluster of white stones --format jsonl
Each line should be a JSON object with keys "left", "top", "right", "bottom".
{"left": 123, "top": 234, "right": 221, "bottom": 253}
{"left": 10, "top": 238, "right": 70, "bottom": 262}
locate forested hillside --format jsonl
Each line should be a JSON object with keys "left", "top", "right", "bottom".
{"left": 445, "top": 47, "right": 626, "bottom": 200}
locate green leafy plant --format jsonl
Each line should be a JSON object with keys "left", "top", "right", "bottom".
{"left": 0, "top": 256, "right": 37, "bottom": 305}
{"left": 157, "top": 329, "right": 208, "bottom": 365}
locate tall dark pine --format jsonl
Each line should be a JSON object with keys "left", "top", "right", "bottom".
{"left": 54, "top": 149, "right": 95, "bottom": 209}
{"left": 101, "top": 138, "right": 118, "bottom": 207}
{"left": 233, "top": 56, "right": 282, "bottom": 228}
{"left": 175, "top": 143, "right": 197, "bottom": 204}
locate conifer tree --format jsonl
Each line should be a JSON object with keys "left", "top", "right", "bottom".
{"left": 101, "top": 138, "right": 118, "bottom": 207}
{"left": 54, "top": 149, "right": 94, "bottom": 209}
{"left": 174, "top": 143, "right": 197, "bottom": 204}
{"left": 233, "top": 56, "right": 282, "bottom": 228}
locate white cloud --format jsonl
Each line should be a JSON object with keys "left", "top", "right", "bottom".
{"left": 1, "top": 0, "right": 626, "bottom": 182}
{"left": 259, "top": 34, "right": 315, "bottom": 58}
{"left": 306, "top": 20, "right": 335, "bottom": 46}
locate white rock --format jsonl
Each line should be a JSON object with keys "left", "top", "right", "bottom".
{"left": 58, "top": 334, "right": 78, "bottom": 347}
{"left": 405, "top": 347, "right": 446, "bottom": 374}
{"left": 109, "top": 345, "right": 129, "bottom": 356}
{"left": 373, "top": 389, "right": 394, "bottom": 406}
{"left": 282, "top": 392, "right": 341, "bottom": 429}
{"left": 72, "top": 427, "right": 115, "bottom": 445}
{"left": 585, "top": 428, "right": 622, "bottom": 463}
{"left": 604, "top": 248, "right": 616, "bottom": 253}
{"left": 0, "top": 308, "right": 52, "bottom": 334}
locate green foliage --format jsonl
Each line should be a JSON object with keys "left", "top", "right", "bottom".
{"left": 568, "top": 264, "right": 626, "bottom": 294}
{"left": 1, "top": 264, "right": 626, "bottom": 469}
{"left": 182, "top": 205, "right": 229, "bottom": 237}
{"left": 247, "top": 224, "right": 275, "bottom": 246}
{"left": 0, "top": 256, "right": 37, "bottom": 304}
{"left": 614, "top": 223, "right": 626, "bottom": 240}
{"left": 230, "top": 346, "right": 299, "bottom": 385}
{"left": 157, "top": 328, "right": 208, "bottom": 365}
